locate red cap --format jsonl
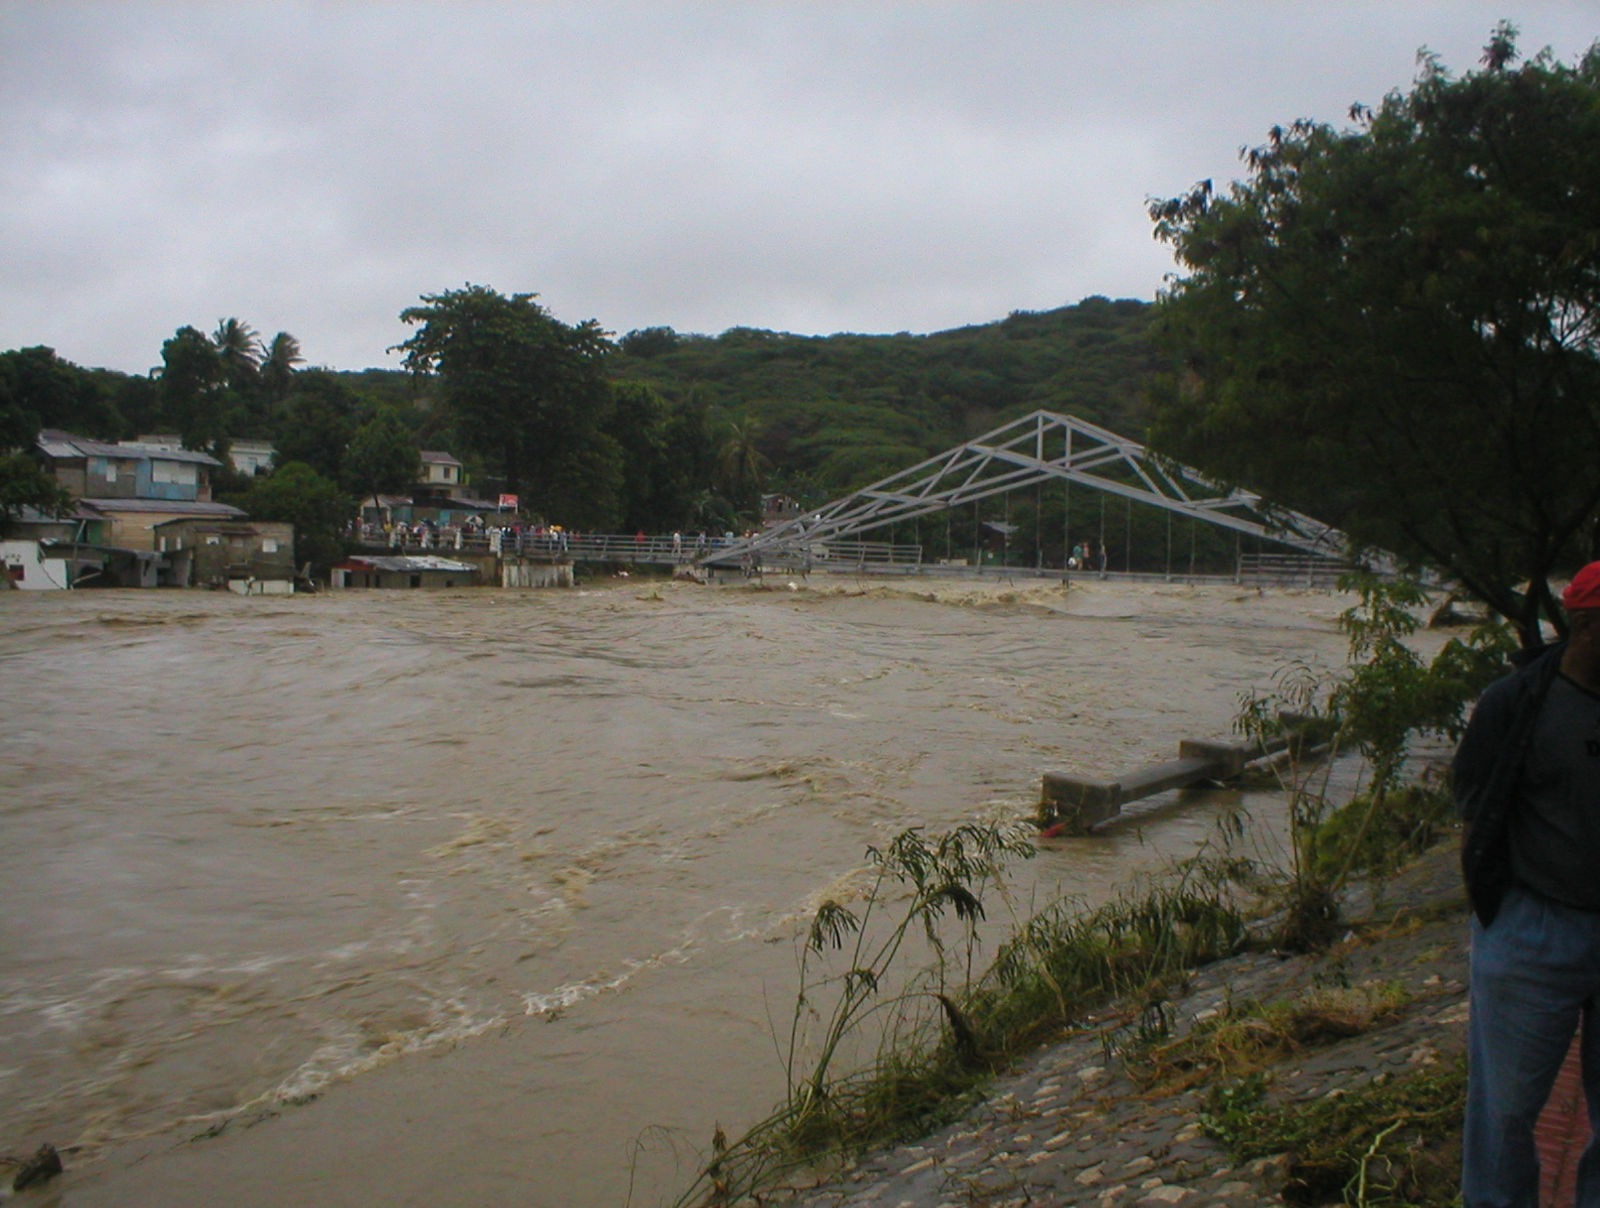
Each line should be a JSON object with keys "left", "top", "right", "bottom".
{"left": 1562, "top": 562, "right": 1600, "bottom": 610}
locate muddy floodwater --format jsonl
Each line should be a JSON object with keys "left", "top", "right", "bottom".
{"left": 0, "top": 576, "right": 1362, "bottom": 1206}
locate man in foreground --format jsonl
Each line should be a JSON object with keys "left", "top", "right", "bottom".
{"left": 1456, "top": 561, "right": 1600, "bottom": 1207}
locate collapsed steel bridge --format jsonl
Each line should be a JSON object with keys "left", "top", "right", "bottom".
{"left": 701, "top": 409, "right": 1375, "bottom": 573}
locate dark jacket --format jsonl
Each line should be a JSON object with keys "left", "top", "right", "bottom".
{"left": 1453, "top": 642, "right": 1567, "bottom": 926}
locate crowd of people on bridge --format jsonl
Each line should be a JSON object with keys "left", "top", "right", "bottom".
{"left": 347, "top": 517, "right": 765, "bottom": 561}
{"left": 349, "top": 516, "right": 571, "bottom": 555}
{"left": 1067, "top": 541, "right": 1108, "bottom": 571}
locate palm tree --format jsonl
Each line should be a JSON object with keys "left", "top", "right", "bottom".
{"left": 212, "top": 317, "right": 262, "bottom": 392}
{"left": 717, "top": 417, "right": 770, "bottom": 517}
{"left": 260, "top": 332, "right": 303, "bottom": 405}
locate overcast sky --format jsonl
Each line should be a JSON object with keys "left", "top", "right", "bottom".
{"left": 2, "top": 2, "right": 1595, "bottom": 375}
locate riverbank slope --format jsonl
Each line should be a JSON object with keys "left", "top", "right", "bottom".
{"left": 762, "top": 839, "right": 1505, "bottom": 1208}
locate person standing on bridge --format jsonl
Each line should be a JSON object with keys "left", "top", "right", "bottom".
{"left": 1455, "top": 560, "right": 1600, "bottom": 1208}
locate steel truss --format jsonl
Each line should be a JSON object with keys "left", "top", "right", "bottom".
{"left": 704, "top": 409, "right": 1371, "bottom": 570}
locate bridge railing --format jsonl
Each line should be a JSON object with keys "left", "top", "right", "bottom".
{"left": 737, "top": 539, "right": 924, "bottom": 573}
{"left": 562, "top": 534, "right": 722, "bottom": 563}
{"left": 1237, "top": 552, "right": 1355, "bottom": 587}
{"left": 354, "top": 529, "right": 927, "bottom": 571}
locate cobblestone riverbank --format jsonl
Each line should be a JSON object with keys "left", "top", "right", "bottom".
{"left": 765, "top": 842, "right": 1474, "bottom": 1208}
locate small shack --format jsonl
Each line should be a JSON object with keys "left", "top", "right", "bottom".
{"left": 330, "top": 554, "right": 480, "bottom": 590}
{"left": 154, "top": 518, "right": 296, "bottom": 592}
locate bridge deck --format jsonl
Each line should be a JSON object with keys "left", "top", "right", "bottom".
{"left": 367, "top": 531, "right": 924, "bottom": 571}
{"left": 361, "top": 530, "right": 1343, "bottom": 586}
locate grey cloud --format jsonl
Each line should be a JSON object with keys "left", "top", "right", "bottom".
{"left": 2, "top": 2, "right": 1595, "bottom": 373}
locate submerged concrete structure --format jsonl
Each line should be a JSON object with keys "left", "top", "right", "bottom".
{"left": 1039, "top": 732, "right": 1300, "bottom": 833}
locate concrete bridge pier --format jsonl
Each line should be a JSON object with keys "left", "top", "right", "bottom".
{"left": 1039, "top": 734, "right": 1299, "bottom": 834}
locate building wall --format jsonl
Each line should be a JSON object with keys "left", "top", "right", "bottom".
{"left": 99, "top": 508, "right": 176, "bottom": 551}
{"left": 75, "top": 453, "right": 208, "bottom": 503}
{"left": 332, "top": 567, "right": 477, "bottom": 589}
{"left": 84, "top": 455, "right": 142, "bottom": 499}
{"left": 137, "top": 457, "right": 203, "bottom": 502}
{"left": 227, "top": 578, "right": 293, "bottom": 596}
{"left": 229, "top": 441, "right": 275, "bottom": 476}
{"left": 190, "top": 531, "right": 293, "bottom": 585}
{"left": 1, "top": 540, "right": 72, "bottom": 590}
{"left": 49, "top": 459, "right": 88, "bottom": 497}
{"left": 500, "top": 561, "right": 573, "bottom": 588}
{"left": 155, "top": 520, "right": 296, "bottom": 585}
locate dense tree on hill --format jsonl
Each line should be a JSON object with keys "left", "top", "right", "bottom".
{"left": 0, "top": 359, "right": 44, "bottom": 453}
{"left": 145, "top": 318, "right": 307, "bottom": 449}
{"left": 1, "top": 347, "right": 126, "bottom": 438}
{"left": 605, "top": 297, "right": 1160, "bottom": 504}
{"left": 0, "top": 353, "right": 72, "bottom": 532}
{"left": 1147, "top": 25, "right": 1600, "bottom": 647}
{"left": 342, "top": 408, "right": 421, "bottom": 511}
{"left": 0, "top": 347, "right": 167, "bottom": 446}
{"left": 226, "top": 461, "right": 353, "bottom": 574}
{"left": 335, "top": 367, "right": 439, "bottom": 414}
{"left": 270, "top": 369, "right": 362, "bottom": 481}
{"left": 541, "top": 435, "right": 625, "bottom": 531}
{"left": 219, "top": 318, "right": 311, "bottom": 440}
{"left": 617, "top": 326, "right": 681, "bottom": 358}
{"left": 603, "top": 381, "right": 718, "bottom": 533}
{"left": 663, "top": 390, "right": 730, "bottom": 531}
{"left": 95, "top": 369, "right": 160, "bottom": 438}
{"left": 158, "top": 325, "right": 239, "bottom": 452}
{"left": 395, "top": 285, "right": 618, "bottom": 526}
{"left": 3, "top": 294, "right": 1162, "bottom": 541}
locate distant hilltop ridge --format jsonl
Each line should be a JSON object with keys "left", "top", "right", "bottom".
{"left": 4, "top": 298, "right": 1160, "bottom": 510}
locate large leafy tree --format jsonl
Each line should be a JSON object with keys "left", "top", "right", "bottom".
{"left": 605, "top": 381, "right": 672, "bottom": 531}
{"left": 0, "top": 355, "right": 71, "bottom": 533}
{"left": 660, "top": 388, "right": 722, "bottom": 526}
{"left": 157, "top": 326, "right": 231, "bottom": 450}
{"left": 1147, "top": 26, "right": 1600, "bottom": 647}
{"left": 394, "top": 285, "right": 618, "bottom": 525}
{"left": 0, "top": 453, "right": 71, "bottom": 534}
{"left": 603, "top": 381, "right": 722, "bottom": 531}
{"left": 271, "top": 369, "right": 361, "bottom": 481}
{"left": 342, "top": 407, "right": 420, "bottom": 509}
{"left": 232, "top": 461, "right": 353, "bottom": 574}
{"left": 0, "top": 346, "right": 125, "bottom": 438}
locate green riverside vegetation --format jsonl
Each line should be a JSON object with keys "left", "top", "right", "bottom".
{"left": 2, "top": 297, "right": 1162, "bottom": 561}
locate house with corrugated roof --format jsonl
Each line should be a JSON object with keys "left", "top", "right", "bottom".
{"left": 1, "top": 501, "right": 161, "bottom": 588}
{"left": 330, "top": 553, "right": 480, "bottom": 590}
{"left": 153, "top": 517, "right": 296, "bottom": 592}
{"left": 35, "top": 430, "right": 250, "bottom": 553}
{"left": 382, "top": 450, "right": 501, "bottom": 527}
{"left": 417, "top": 451, "right": 463, "bottom": 495}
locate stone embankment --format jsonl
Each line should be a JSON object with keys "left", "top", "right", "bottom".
{"left": 768, "top": 843, "right": 1472, "bottom": 1208}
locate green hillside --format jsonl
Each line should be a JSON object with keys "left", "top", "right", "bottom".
{"left": 608, "top": 295, "right": 1159, "bottom": 499}
{"left": 4, "top": 295, "right": 1170, "bottom": 558}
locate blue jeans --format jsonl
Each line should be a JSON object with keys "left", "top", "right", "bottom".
{"left": 1467, "top": 885, "right": 1600, "bottom": 1208}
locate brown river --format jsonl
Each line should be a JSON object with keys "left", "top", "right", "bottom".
{"left": 0, "top": 575, "right": 1366, "bottom": 1206}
